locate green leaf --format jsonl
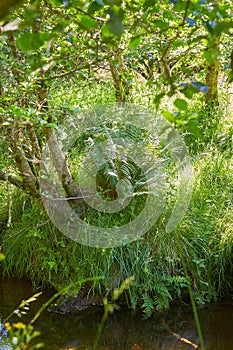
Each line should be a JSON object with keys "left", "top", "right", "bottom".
{"left": 172, "top": 40, "right": 185, "bottom": 48}
{"left": 130, "top": 36, "right": 141, "bottom": 50}
{"left": 43, "top": 123, "right": 59, "bottom": 130}
{"left": 107, "top": 11, "right": 124, "bottom": 36}
{"left": 88, "top": 1, "right": 102, "bottom": 15}
{"left": 174, "top": 98, "right": 188, "bottom": 111}
{"left": 40, "top": 32, "right": 54, "bottom": 41}
{"left": 49, "top": 0, "right": 63, "bottom": 6}
{"left": 162, "top": 110, "right": 175, "bottom": 123}
{"left": 101, "top": 23, "right": 114, "bottom": 38}
{"left": 17, "top": 32, "right": 43, "bottom": 52}
{"left": 214, "top": 20, "right": 233, "bottom": 36}
{"left": 153, "top": 20, "right": 169, "bottom": 29}
{"left": 180, "top": 67, "right": 192, "bottom": 74}
{"left": 16, "top": 32, "right": 53, "bottom": 53}
{"left": 181, "top": 85, "right": 197, "bottom": 99}
{"left": 174, "top": 1, "right": 186, "bottom": 12}
{"left": 80, "top": 15, "right": 99, "bottom": 29}
{"left": 105, "top": 0, "right": 122, "bottom": 5}
{"left": 143, "top": 0, "right": 155, "bottom": 10}
{"left": 186, "top": 119, "right": 201, "bottom": 137}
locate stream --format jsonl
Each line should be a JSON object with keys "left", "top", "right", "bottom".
{"left": 1, "top": 277, "right": 233, "bottom": 350}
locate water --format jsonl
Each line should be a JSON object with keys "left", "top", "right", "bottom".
{"left": 0, "top": 277, "right": 233, "bottom": 349}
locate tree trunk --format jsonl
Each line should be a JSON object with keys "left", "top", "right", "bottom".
{"left": 42, "top": 127, "right": 86, "bottom": 213}
{"left": 205, "top": 54, "right": 220, "bottom": 105}
{"left": 1, "top": 29, "right": 86, "bottom": 215}
{"left": 205, "top": 0, "right": 220, "bottom": 107}
{"left": 108, "top": 47, "right": 131, "bottom": 102}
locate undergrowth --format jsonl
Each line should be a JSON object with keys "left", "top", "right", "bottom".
{"left": 1, "top": 149, "right": 232, "bottom": 314}
{"left": 1, "top": 81, "right": 233, "bottom": 315}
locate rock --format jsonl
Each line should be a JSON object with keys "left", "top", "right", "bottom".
{"left": 48, "top": 289, "right": 103, "bottom": 314}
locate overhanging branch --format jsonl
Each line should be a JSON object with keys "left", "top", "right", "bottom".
{"left": 0, "top": 170, "right": 25, "bottom": 190}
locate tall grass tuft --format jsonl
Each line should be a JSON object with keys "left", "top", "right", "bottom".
{"left": 1, "top": 80, "right": 233, "bottom": 315}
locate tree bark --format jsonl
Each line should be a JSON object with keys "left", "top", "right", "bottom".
{"left": 9, "top": 130, "right": 39, "bottom": 197}
{"left": 205, "top": 62, "right": 220, "bottom": 105}
{"left": 43, "top": 127, "right": 86, "bottom": 214}
{"left": 205, "top": 44, "right": 220, "bottom": 106}
{"left": 205, "top": 2, "right": 220, "bottom": 106}
{"left": 108, "top": 47, "right": 131, "bottom": 102}
{"left": 0, "top": 171, "right": 25, "bottom": 189}
{"left": 1, "top": 14, "right": 87, "bottom": 216}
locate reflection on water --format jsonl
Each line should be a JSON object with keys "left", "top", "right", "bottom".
{"left": 0, "top": 277, "right": 233, "bottom": 350}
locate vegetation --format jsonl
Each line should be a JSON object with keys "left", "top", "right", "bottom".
{"left": 0, "top": 0, "right": 233, "bottom": 335}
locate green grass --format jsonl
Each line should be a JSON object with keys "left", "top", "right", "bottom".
{"left": 1, "top": 79, "right": 233, "bottom": 314}
{"left": 1, "top": 149, "right": 233, "bottom": 313}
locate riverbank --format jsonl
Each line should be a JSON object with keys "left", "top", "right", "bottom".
{"left": 1, "top": 277, "right": 233, "bottom": 350}
{"left": 1, "top": 148, "right": 233, "bottom": 314}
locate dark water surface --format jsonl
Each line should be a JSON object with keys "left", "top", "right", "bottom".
{"left": 1, "top": 277, "right": 233, "bottom": 350}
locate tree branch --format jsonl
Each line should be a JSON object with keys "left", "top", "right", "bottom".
{"left": 0, "top": 170, "right": 25, "bottom": 190}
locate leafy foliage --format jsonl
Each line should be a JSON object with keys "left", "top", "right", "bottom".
{"left": 0, "top": 0, "right": 233, "bottom": 324}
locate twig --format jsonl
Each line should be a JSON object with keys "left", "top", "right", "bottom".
{"left": 162, "top": 319, "right": 200, "bottom": 349}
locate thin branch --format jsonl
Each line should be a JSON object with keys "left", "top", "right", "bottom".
{"left": 0, "top": 170, "right": 25, "bottom": 190}
{"left": 40, "top": 54, "right": 113, "bottom": 82}
{"left": 162, "top": 319, "right": 200, "bottom": 349}
{"left": 181, "top": 0, "right": 191, "bottom": 26}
